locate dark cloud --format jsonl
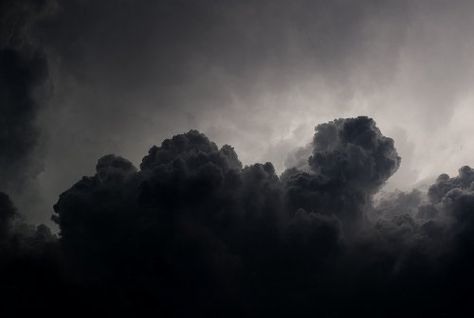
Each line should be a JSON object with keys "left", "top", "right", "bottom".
{"left": 283, "top": 116, "right": 400, "bottom": 228}
{"left": 0, "top": 48, "right": 48, "bottom": 191}
{"left": 310, "top": 117, "right": 400, "bottom": 191}
{"left": 2, "top": 116, "right": 474, "bottom": 315}
{"left": 3, "top": 0, "right": 474, "bottom": 315}
{"left": 49, "top": 119, "right": 358, "bottom": 315}
{"left": 369, "top": 165, "right": 474, "bottom": 315}
{"left": 428, "top": 166, "right": 474, "bottom": 203}
{"left": 0, "top": 191, "right": 61, "bottom": 315}
{"left": 0, "top": 0, "right": 54, "bottom": 224}
{"left": 0, "top": 192, "right": 16, "bottom": 239}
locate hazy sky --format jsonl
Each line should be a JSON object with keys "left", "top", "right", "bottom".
{"left": 5, "top": 2, "right": 474, "bottom": 315}
{"left": 6, "top": 0, "right": 474, "bottom": 224}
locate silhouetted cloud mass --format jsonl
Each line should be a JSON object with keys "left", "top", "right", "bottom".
{"left": 3, "top": 116, "right": 474, "bottom": 316}
{"left": 283, "top": 117, "right": 400, "bottom": 228}
{"left": 4, "top": 1, "right": 474, "bottom": 316}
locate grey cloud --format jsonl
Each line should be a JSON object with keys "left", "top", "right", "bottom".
{"left": 2, "top": 116, "right": 474, "bottom": 316}
{"left": 0, "top": 0, "right": 55, "bottom": 224}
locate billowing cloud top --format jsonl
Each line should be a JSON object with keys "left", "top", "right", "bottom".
{"left": 3, "top": 116, "right": 474, "bottom": 316}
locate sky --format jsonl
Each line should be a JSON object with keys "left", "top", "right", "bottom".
{"left": 2, "top": 0, "right": 474, "bottom": 224}
{"left": 4, "top": 1, "right": 474, "bottom": 315}
{"left": 17, "top": 0, "right": 474, "bottom": 225}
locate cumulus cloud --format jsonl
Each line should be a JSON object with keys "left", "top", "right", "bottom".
{"left": 2, "top": 116, "right": 474, "bottom": 316}
{"left": 40, "top": 117, "right": 456, "bottom": 315}
{"left": 0, "top": 191, "right": 59, "bottom": 315}
{"left": 4, "top": 1, "right": 474, "bottom": 315}
{"left": 283, "top": 116, "right": 400, "bottom": 228}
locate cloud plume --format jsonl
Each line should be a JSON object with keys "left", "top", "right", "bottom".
{"left": 2, "top": 115, "right": 474, "bottom": 316}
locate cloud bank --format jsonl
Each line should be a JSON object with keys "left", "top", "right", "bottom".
{"left": 2, "top": 116, "right": 474, "bottom": 316}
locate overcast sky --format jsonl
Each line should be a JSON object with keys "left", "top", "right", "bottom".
{"left": 5, "top": 0, "right": 474, "bottom": 224}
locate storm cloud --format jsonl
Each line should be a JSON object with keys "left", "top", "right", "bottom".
{"left": 1, "top": 116, "right": 474, "bottom": 316}
{"left": 0, "top": 0, "right": 55, "bottom": 223}
{"left": 50, "top": 116, "right": 403, "bottom": 315}
{"left": 3, "top": 1, "right": 474, "bottom": 316}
